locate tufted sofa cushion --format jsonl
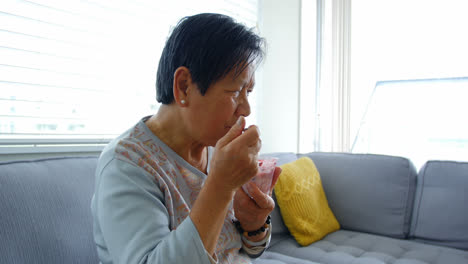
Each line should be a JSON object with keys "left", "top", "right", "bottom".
{"left": 256, "top": 251, "right": 320, "bottom": 264}
{"left": 268, "top": 230, "right": 468, "bottom": 264}
{"left": 410, "top": 160, "right": 468, "bottom": 250}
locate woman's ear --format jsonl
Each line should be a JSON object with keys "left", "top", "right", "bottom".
{"left": 173, "top": 66, "right": 191, "bottom": 106}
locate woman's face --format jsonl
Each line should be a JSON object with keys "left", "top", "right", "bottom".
{"left": 185, "top": 64, "right": 255, "bottom": 146}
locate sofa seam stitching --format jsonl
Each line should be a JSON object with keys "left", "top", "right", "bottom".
{"left": 413, "top": 162, "right": 427, "bottom": 237}
{"left": 402, "top": 159, "right": 411, "bottom": 238}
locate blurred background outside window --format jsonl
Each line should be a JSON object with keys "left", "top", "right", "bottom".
{"left": 350, "top": 0, "right": 468, "bottom": 168}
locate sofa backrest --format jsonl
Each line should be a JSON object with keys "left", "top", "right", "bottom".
{"left": 268, "top": 152, "right": 418, "bottom": 240}
{"left": 410, "top": 160, "right": 468, "bottom": 250}
{"left": 0, "top": 156, "right": 99, "bottom": 264}
{"left": 303, "top": 152, "right": 418, "bottom": 238}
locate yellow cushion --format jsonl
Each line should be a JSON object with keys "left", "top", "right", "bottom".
{"left": 276, "top": 157, "right": 340, "bottom": 246}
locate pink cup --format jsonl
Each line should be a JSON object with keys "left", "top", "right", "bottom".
{"left": 242, "top": 157, "right": 278, "bottom": 197}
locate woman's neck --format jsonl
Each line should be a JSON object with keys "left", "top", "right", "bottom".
{"left": 145, "top": 106, "right": 208, "bottom": 173}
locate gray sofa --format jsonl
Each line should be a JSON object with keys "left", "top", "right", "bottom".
{"left": 0, "top": 153, "right": 467, "bottom": 264}
{"left": 264, "top": 152, "right": 468, "bottom": 264}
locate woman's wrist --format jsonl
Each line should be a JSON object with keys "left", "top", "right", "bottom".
{"left": 232, "top": 215, "right": 271, "bottom": 242}
{"left": 242, "top": 228, "right": 268, "bottom": 244}
{"left": 204, "top": 176, "right": 236, "bottom": 201}
{"left": 241, "top": 227, "right": 271, "bottom": 247}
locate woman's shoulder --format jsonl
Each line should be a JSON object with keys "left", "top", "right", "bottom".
{"left": 98, "top": 118, "right": 167, "bottom": 166}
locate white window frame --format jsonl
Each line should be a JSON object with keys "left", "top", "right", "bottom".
{"left": 330, "top": 0, "right": 351, "bottom": 152}
{"left": 0, "top": 138, "right": 110, "bottom": 154}
{"left": 311, "top": 0, "right": 351, "bottom": 152}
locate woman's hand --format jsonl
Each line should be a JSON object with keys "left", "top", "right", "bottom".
{"left": 207, "top": 116, "right": 262, "bottom": 194}
{"left": 190, "top": 116, "right": 262, "bottom": 254}
{"left": 233, "top": 167, "right": 282, "bottom": 240}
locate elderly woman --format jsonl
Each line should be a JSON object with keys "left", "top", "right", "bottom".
{"left": 91, "top": 13, "right": 282, "bottom": 263}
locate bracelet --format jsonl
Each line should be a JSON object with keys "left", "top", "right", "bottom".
{"left": 232, "top": 215, "right": 271, "bottom": 237}
{"left": 241, "top": 227, "right": 271, "bottom": 247}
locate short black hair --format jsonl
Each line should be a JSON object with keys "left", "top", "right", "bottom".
{"left": 156, "top": 13, "right": 265, "bottom": 104}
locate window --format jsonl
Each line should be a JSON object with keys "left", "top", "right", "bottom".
{"left": 349, "top": 0, "right": 468, "bottom": 168}
{"left": 303, "top": 0, "right": 468, "bottom": 167}
{"left": 0, "top": 0, "right": 259, "bottom": 153}
{"left": 352, "top": 77, "right": 468, "bottom": 168}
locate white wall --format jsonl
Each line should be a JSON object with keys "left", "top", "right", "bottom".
{"left": 258, "top": 0, "right": 301, "bottom": 154}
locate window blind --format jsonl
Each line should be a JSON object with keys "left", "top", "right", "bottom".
{"left": 0, "top": 0, "right": 259, "bottom": 153}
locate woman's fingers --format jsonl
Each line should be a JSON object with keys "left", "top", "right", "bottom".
{"left": 246, "top": 182, "right": 274, "bottom": 210}
{"left": 231, "top": 125, "right": 260, "bottom": 149}
{"left": 234, "top": 186, "right": 273, "bottom": 230}
{"left": 210, "top": 121, "right": 262, "bottom": 191}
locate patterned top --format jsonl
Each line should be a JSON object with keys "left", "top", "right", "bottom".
{"left": 91, "top": 116, "right": 257, "bottom": 264}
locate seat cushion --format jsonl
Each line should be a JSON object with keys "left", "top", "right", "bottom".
{"left": 256, "top": 251, "right": 320, "bottom": 264}
{"left": 0, "top": 156, "right": 99, "bottom": 264}
{"left": 268, "top": 230, "right": 468, "bottom": 264}
{"left": 410, "top": 160, "right": 468, "bottom": 250}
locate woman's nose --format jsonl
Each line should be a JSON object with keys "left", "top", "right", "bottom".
{"left": 236, "top": 91, "right": 251, "bottom": 117}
